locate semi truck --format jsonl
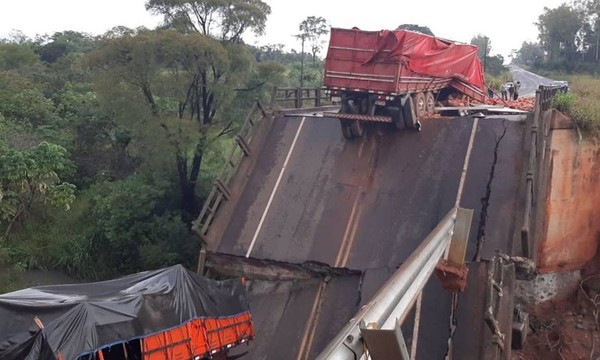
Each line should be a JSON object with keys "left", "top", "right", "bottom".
{"left": 322, "top": 28, "right": 487, "bottom": 139}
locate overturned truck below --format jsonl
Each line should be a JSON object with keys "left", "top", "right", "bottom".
{"left": 0, "top": 265, "right": 254, "bottom": 360}
{"left": 323, "top": 27, "right": 487, "bottom": 138}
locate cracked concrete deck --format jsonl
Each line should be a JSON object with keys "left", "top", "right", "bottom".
{"left": 209, "top": 114, "right": 527, "bottom": 359}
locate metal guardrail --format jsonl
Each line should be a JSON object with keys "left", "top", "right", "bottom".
{"left": 271, "top": 87, "right": 330, "bottom": 109}
{"left": 520, "top": 85, "right": 560, "bottom": 258}
{"left": 317, "top": 207, "right": 472, "bottom": 360}
{"left": 193, "top": 101, "right": 268, "bottom": 242}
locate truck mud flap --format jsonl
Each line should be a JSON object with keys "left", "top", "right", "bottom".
{"left": 401, "top": 94, "right": 419, "bottom": 129}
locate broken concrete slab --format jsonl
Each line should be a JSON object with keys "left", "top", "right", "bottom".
{"left": 516, "top": 270, "right": 581, "bottom": 306}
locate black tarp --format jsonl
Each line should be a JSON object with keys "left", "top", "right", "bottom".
{"left": 0, "top": 265, "right": 250, "bottom": 360}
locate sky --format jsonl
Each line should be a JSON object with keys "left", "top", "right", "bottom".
{"left": 0, "top": 0, "right": 567, "bottom": 60}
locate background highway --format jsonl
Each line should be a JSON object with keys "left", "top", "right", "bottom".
{"left": 510, "top": 64, "right": 564, "bottom": 97}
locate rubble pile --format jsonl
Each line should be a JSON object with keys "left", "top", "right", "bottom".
{"left": 444, "top": 96, "right": 536, "bottom": 112}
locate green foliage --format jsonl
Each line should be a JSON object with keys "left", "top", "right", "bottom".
{"left": 485, "top": 70, "right": 513, "bottom": 92}
{"left": 35, "top": 31, "right": 98, "bottom": 63}
{"left": 514, "top": 41, "right": 545, "bottom": 66}
{"left": 396, "top": 24, "right": 434, "bottom": 36}
{"left": 471, "top": 34, "right": 491, "bottom": 60}
{"left": 298, "top": 16, "right": 329, "bottom": 63}
{"left": 0, "top": 71, "right": 56, "bottom": 126}
{"left": 470, "top": 35, "right": 506, "bottom": 76}
{"left": 0, "top": 3, "right": 326, "bottom": 284}
{"left": 519, "top": 1, "right": 600, "bottom": 70}
{"left": 548, "top": 74, "right": 600, "bottom": 138}
{"left": 0, "top": 43, "right": 39, "bottom": 70}
{"left": 565, "top": 75, "right": 600, "bottom": 137}
{"left": 0, "top": 141, "right": 76, "bottom": 238}
{"left": 67, "top": 176, "right": 195, "bottom": 278}
{"left": 537, "top": 4, "right": 582, "bottom": 63}
{"left": 0, "top": 263, "right": 24, "bottom": 294}
{"left": 554, "top": 92, "right": 576, "bottom": 113}
{"left": 146, "top": 0, "right": 271, "bottom": 42}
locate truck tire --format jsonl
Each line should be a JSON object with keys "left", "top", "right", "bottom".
{"left": 340, "top": 120, "right": 354, "bottom": 139}
{"left": 414, "top": 93, "right": 427, "bottom": 118}
{"left": 338, "top": 95, "right": 366, "bottom": 139}
{"left": 425, "top": 92, "right": 435, "bottom": 115}
{"left": 401, "top": 95, "right": 419, "bottom": 130}
{"left": 339, "top": 119, "right": 364, "bottom": 139}
{"left": 388, "top": 106, "right": 405, "bottom": 130}
{"left": 350, "top": 119, "right": 364, "bottom": 137}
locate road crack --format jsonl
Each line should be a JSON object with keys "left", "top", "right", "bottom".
{"left": 473, "top": 120, "right": 509, "bottom": 262}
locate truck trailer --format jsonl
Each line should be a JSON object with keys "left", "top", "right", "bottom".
{"left": 323, "top": 28, "right": 487, "bottom": 139}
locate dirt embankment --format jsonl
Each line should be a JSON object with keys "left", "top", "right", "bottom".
{"left": 513, "top": 111, "right": 600, "bottom": 360}
{"left": 538, "top": 112, "right": 600, "bottom": 273}
{"left": 513, "top": 254, "right": 600, "bottom": 360}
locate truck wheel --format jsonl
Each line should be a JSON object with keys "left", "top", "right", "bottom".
{"left": 401, "top": 95, "right": 418, "bottom": 129}
{"left": 349, "top": 120, "right": 364, "bottom": 137}
{"left": 389, "top": 106, "right": 405, "bottom": 130}
{"left": 414, "top": 93, "right": 427, "bottom": 118}
{"left": 340, "top": 120, "right": 354, "bottom": 139}
{"left": 425, "top": 92, "right": 435, "bottom": 115}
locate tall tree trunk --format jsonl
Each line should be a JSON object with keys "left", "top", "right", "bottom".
{"left": 175, "top": 141, "right": 204, "bottom": 216}
{"left": 596, "top": 30, "right": 600, "bottom": 62}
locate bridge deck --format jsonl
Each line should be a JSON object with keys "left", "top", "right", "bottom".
{"left": 215, "top": 113, "right": 526, "bottom": 359}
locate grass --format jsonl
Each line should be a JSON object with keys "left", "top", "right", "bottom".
{"left": 485, "top": 70, "right": 514, "bottom": 92}
{"left": 553, "top": 75, "right": 600, "bottom": 138}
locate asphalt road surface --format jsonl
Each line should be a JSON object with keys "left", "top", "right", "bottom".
{"left": 215, "top": 111, "right": 528, "bottom": 359}
{"left": 510, "top": 64, "right": 565, "bottom": 97}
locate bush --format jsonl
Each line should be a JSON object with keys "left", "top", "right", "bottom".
{"left": 9, "top": 175, "right": 199, "bottom": 280}
{"left": 548, "top": 74, "right": 600, "bottom": 138}
{"left": 554, "top": 92, "right": 576, "bottom": 113}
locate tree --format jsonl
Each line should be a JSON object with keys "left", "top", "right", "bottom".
{"left": 486, "top": 54, "right": 506, "bottom": 76}
{"left": 0, "top": 141, "right": 76, "bottom": 238}
{"left": 0, "top": 43, "right": 39, "bottom": 70}
{"left": 86, "top": 30, "right": 254, "bottom": 215}
{"left": 574, "top": 0, "right": 600, "bottom": 62}
{"left": 145, "top": 0, "right": 271, "bottom": 42}
{"left": 470, "top": 35, "right": 492, "bottom": 65}
{"left": 470, "top": 35, "right": 505, "bottom": 75}
{"left": 515, "top": 41, "right": 545, "bottom": 65}
{"left": 298, "top": 16, "right": 329, "bottom": 65}
{"left": 396, "top": 24, "right": 434, "bottom": 36}
{"left": 35, "top": 31, "right": 97, "bottom": 63}
{"left": 537, "top": 5, "right": 583, "bottom": 62}
{"left": 0, "top": 71, "right": 56, "bottom": 126}
{"left": 296, "top": 16, "right": 328, "bottom": 86}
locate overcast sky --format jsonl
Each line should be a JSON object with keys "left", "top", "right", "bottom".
{"left": 0, "top": 0, "right": 566, "bottom": 60}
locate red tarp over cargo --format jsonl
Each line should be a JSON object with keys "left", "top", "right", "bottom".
{"left": 324, "top": 28, "right": 487, "bottom": 102}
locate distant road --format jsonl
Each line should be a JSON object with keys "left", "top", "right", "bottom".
{"left": 509, "top": 64, "right": 561, "bottom": 97}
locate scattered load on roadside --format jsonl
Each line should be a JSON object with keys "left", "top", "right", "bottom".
{"left": 444, "top": 95, "right": 536, "bottom": 112}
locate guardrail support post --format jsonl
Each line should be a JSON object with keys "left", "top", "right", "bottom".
{"left": 360, "top": 319, "right": 410, "bottom": 360}
{"left": 315, "top": 88, "right": 322, "bottom": 107}
{"left": 295, "top": 87, "right": 302, "bottom": 108}
{"left": 235, "top": 135, "right": 251, "bottom": 157}
{"left": 197, "top": 247, "right": 207, "bottom": 274}
{"left": 215, "top": 178, "right": 232, "bottom": 200}
{"left": 447, "top": 208, "right": 473, "bottom": 266}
